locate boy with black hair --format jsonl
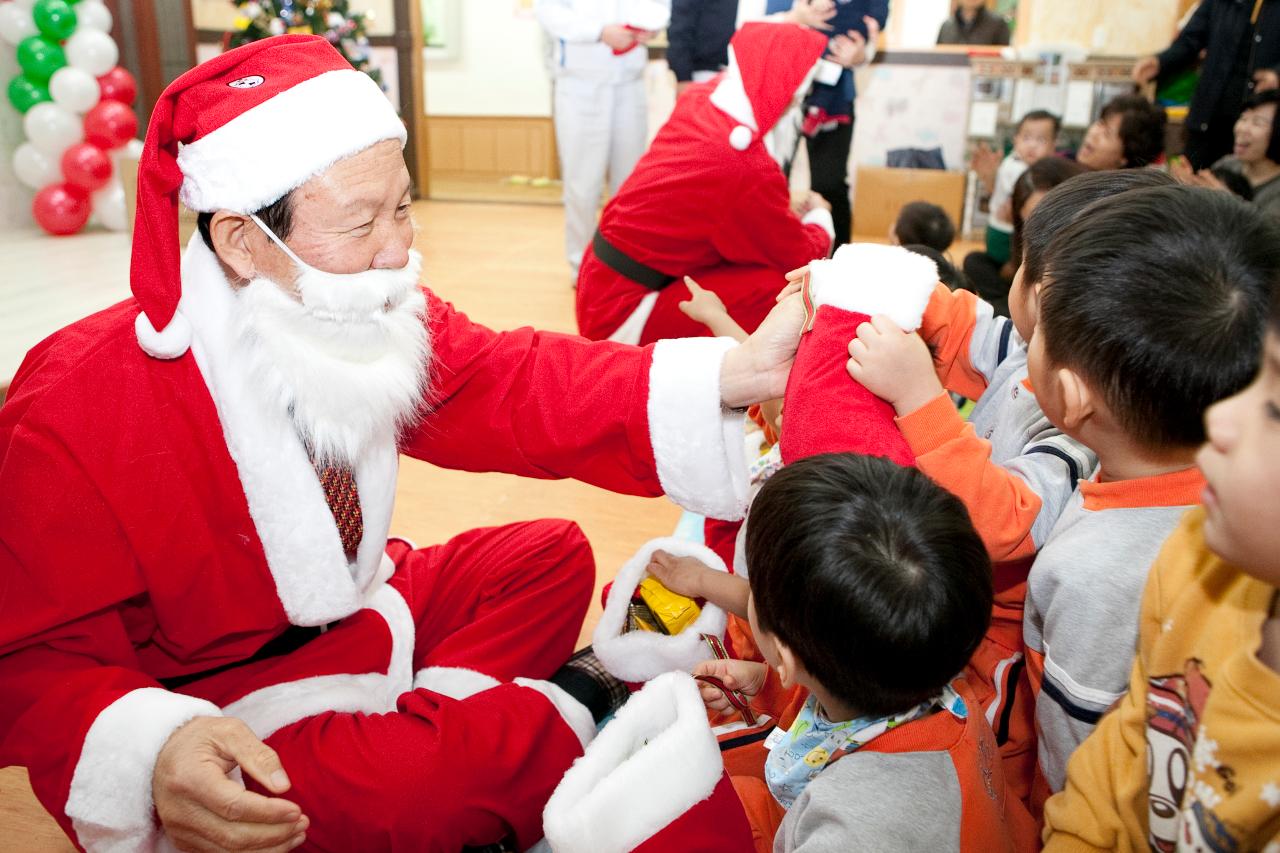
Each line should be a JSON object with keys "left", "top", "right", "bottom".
{"left": 891, "top": 200, "right": 956, "bottom": 253}
{"left": 1044, "top": 197, "right": 1280, "bottom": 852}
{"left": 1018, "top": 186, "right": 1275, "bottom": 805}
{"left": 670, "top": 453, "right": 1034, "bottom": 850}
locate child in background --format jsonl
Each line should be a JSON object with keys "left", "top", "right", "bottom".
{"left": 972, "top": 111, "right": 1060, "bottom": 264}
{"left": 891, "top": 200, "right": 956, "bottom": 253}
{"left": 1043, "top": 197, "right": 1280, "bottom": 852}
{"left": 653, "top": 453, "right": 1035, "bottom": 851}
{"left": 965, "top": 111, "right": 1063, "bottom": 314}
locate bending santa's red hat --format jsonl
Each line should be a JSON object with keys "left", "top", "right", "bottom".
{"left": 709, "top": 21, "right": 829, "bottom": 151}
{"left": 131, "top": 35, "right": 406, "bottom": 359}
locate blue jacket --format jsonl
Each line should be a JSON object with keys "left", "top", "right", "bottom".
{"left": 764, "top": 0, "right": 890, "bottom": 117}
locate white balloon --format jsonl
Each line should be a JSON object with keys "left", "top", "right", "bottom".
{"left": 65, "top": 29, "right": 119, "bottom": 77}
{"left": 12, "top": 142, "right": 60, "bottom": 190}
{"left": 75, "top": 0, "right": 113, "bottom": 33}
{"left": 23, "top": 101, "right": 83, "bottom": 158}
{"left": 50, "top": 66, "right": 101, "bottom": 114}
{"left": 0, "top": 3, "right": 35, "bottom": 46}
{"left": 92, "top": 179, "right": 129, "bottom": 231}
{"left": 121, "top": 138, "right": 144, "bottom": 160}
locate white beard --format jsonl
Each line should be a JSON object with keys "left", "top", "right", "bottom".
{"left": 766, "top": 103, "right": 804, "bottom": 171}
{"left": 233, "top": 249, "right": 431, "bottom": 467}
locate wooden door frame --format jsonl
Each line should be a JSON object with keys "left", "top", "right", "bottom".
{"left": 395, "top": 0, "right": 430, "bottom": 199}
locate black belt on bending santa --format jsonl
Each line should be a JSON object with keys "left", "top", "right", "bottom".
{"left": 592, "top": 230, "right": 676, "bottom": 291}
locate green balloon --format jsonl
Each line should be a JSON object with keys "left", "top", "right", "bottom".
{"left": 7, "top": 75, "right": 52, "bottom": 113}
{"left": 33, "top": 0, "right": 77, "bottom": 41}
{"left": 16, "top": 36, "right": 66, "bottom": 84}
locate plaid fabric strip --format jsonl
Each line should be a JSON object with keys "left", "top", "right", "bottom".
{"left": 316, "top": 463, "right": 363, "bottom": 558}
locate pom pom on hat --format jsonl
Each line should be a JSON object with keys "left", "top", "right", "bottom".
{"left": 728, "top": 125, "right": 753, "bottom": 151}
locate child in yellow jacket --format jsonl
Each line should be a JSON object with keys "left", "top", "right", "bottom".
{"left": 1042, "top": 214, "right": 1280, "bottom": 850}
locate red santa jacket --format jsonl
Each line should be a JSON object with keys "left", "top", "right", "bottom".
{"left": 574, "top": 82, "right": 833, "bottom": 341}
{"left": 0, "top": 238, "right": 751, "bottom": 849}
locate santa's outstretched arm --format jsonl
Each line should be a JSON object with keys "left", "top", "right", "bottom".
{"left": 402, "top": 291, "right": 806, "bottom": 521}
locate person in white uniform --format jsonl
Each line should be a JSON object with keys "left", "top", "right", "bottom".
{"left": 536, "top": 0, "right": 670, "bottom": 275}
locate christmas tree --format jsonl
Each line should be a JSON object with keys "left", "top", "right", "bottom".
{"left": 226, "top": 0, "right": 383, "bottom": 88}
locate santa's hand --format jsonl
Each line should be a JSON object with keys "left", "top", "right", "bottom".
{"left": 846, "top": 315, "right": 943, "bottom": 417}
{"left": 647, "top": 550, "right": 714, "bottom": 598}
{"left": 154, "top": 716, "right": 307, "bottom": 852}
{"left": 720, "top": 292, "right": 807, "bottom": 408}
{"left": 693, "top": 659, "right": 769, "bottom": 713}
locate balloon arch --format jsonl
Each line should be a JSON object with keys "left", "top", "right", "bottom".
{"left": 2, "top": 0, "right": 140, "bottom": 235}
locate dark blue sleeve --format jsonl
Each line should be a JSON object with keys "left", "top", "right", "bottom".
{"left": 667, "top": 0, "right": 698, "bottom": 82}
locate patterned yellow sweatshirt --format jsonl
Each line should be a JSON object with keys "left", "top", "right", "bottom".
{"left": 1043, "top": 508, "right": 1280, "bottom": 851}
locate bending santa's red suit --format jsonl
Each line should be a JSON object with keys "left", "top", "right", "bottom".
{"left": 0, "top": 36, "right": 756, "bottom": 852}
{"left": 574, "top": 21, "right": 836, "bottom": 345}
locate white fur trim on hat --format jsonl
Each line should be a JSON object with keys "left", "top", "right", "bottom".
{"left": 177, "top": 69, "right": 406, "bottom": 214}
{"left": 135, "top": 308, "right": 193, "bottom": 359}
{"left": 807, "top": 243, "right": 940, "bottom": 331}
{"left": 542, "top": 672, "right": 723, "bottom": 853}
{"left": 593, "top": 538, "right": 730, "bottom": 683}
{"left": 710, "top": 46, "right": 757, "bottom": 151}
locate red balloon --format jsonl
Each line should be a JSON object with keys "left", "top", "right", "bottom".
{"left": 60, "top": 142, "right": 113, "bottom": 192}
{"left": 33, "top": 183, "right": 91, "bottom": 236}
{"left": 83, "top": 100, "right": 137, "bottom": 150}
{"left": 97, "top": 66, "right": 136, "bottom": 105}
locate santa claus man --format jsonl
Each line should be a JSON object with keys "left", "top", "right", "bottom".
{"left": 574, "top": 21, "right": 836, "bottom": 345}
{"left": 0, "top": 36, "right": 801, "bottom": 852}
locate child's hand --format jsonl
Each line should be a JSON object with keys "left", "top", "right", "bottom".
{"left": 970, "top": 142, "right": 1000, "bottom": 192}
{"left": 646, "top": 550, "right": 713, "bottom": 599}
{"left": 678, "top": 278, "right": 730, "bottom": 327}
{"left": 846, "top": 315, "right": 944, "bottom": 416}
{"left": 693, "top": 658, "right": 769, "bottom": 713}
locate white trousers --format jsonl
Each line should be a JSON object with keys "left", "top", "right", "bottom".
{"left": 553, "top": 73, "right": 648, "bottom": 272}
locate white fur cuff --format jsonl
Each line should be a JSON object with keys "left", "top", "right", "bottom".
{"left": 513, "top": 678, "right": 597, "bottom": 750}
{"left": 647, "top": 337, "right": 749, "bottom": 521}
{"left": 414, "top": 666, "right": 500, "bottom": 699}
{"left": 65, "top": 688, "right": 222, "bottom": 852}
{"left": 807, "top": 243, "right": 940, "bottom": 331}
{"left": 593, "top": 537, "right": 730, "bottom": 683}
{"left": 801, "top": 206, "right": 836, "bottom": 244}
{"left": 542, "top": 672, "right": 723, "bottom": 853}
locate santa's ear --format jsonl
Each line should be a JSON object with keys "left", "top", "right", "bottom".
{"left": 1057, "top": 366, "right": 1096, "bottom": 432}
{"left": 208, "top": 210, "right": 259, "bottom": 282}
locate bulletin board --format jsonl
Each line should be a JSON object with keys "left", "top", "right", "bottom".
{"left": 851, "top": 60, "right": 972, "bottom": 172}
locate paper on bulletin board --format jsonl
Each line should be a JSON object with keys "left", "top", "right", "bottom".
{"left": 1063, "top": 81, "right": 1095, "bottom": 128}
{"left": 969, "top": 101, "right": 1000, "bottom": 138}
{"left": 852, "top": 63, "right": 971, "bottom": 170}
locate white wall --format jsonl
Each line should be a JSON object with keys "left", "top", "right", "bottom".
{"left": 424, "top": 0, "right": 552, "bottom": 117}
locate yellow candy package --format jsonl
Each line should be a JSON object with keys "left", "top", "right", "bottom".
{"left": 636, "top": 577, "right": 702, "bottom": 635}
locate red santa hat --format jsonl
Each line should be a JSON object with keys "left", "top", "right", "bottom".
{"left": 709, "top": 21, "right": 828, "bottom": 152}
{"left": 131, "top": 35, "right": 406, "bottom": 359}
{"left": 780, "top": 244, "right": 942, "bottom": 467}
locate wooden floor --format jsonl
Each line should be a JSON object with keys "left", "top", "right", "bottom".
{"left": 0, "top": 199, "right": 681, "bottom": 849}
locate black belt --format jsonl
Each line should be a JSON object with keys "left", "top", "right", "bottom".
{"left": 157, "top": 623, "right": 329, "bottom": 691}
{"left": 592, "top": 230, "right": 676, "bottom": 292}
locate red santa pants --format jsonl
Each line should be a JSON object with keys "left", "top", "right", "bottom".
{"left": 246, "top": 519, "right": 595, "bottom": 852}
